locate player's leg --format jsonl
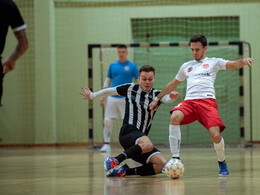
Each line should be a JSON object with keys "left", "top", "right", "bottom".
{"left": 100, "top": 117, "right": 114, "bottom": 152}
{"left": 100, "top": 97, "right": 118, "bottom": 152}
{"left": 104, "top": 125, "right": 145, "bottom": 172}
{"left": 101, "top": 97, "right": 125, "bottom": 152}
{"left": 107, "top": 148, "right": 166, "bottom": 177}
{"left": 148, "top": 153, "right": 167, "bottom": 174}
{"left": 169, "top": 101, "right": 196, "bottom": 159}
{"left": 209, "top": 126, "right": 229, "bottom": 176}
{"left": 125, "top": 153, "right": 166, "bottom": 176}
{"left": 112, "top": 136, "right": 153, "bottom": 166}
{"left": 104, "top": 144, "right": 143, "bottom": 172}
{"left": 197, "top": 99, "right": 228, "bottom": 176}
{"left": 0, "top": 63, "right": 3, "bottom": 106}
{"left": 169, "top": 110, "right": 184, "bottom": 159}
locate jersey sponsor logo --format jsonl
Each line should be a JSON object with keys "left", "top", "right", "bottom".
{"left": 188, "top": 72, "right": 210, "bottom": 78}
{"left": 203, "top": 64, "right": 209, "bottom": 69}
{"left": 187, "top": 67, "right": 193, "bottom": 72}
{"left": 194, "top": 72, "right": 210, "bottom": 77}
{"left": 124, "top": 66, "right": 130, "bottom": 71}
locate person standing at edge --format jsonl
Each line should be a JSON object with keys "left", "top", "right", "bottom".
{"left": 0, "top": 0, "right": 29, "bottom": 106}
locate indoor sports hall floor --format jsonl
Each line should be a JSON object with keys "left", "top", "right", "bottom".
{"left": 0, "top": 146, "right": 260, "bottom": 195}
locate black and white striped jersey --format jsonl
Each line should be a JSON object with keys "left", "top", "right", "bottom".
{"left": 116, "top": 83, "right": 161, "bottom": 135}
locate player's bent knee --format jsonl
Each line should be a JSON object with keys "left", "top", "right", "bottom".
{"left": 170, "top": 111, "right": 183, "bottom": 124}
{"left": 209, "top": 127, "right": 222, "bottom": 143}
{"left": 140, "top": 143, "right": 153, "bottom": 153}
{"left": 143, "top": 143, "right": 154, "bottom": 153}
{"left": 211, "top": 134, "right": 222, "bottom": 143}
{"left": 104, "top": 118, "right": 113, "bottom": 127}
{"left": 147, "top": 142, "right": 154, "bottom": 150}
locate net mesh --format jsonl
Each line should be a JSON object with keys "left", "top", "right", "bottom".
{"left": 92, "top": 45, "right": 241, "bottom": 145}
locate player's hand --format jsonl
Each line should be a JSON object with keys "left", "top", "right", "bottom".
{"left": 149, "top": 100, "right": 159, "bottom": 111}
{"left": 100, "top": 96, "right": 105, "bottom": 106}
{"left": 244, "top": 58, "right": 254, "bottom": 68}
{"left": 2, "top": 58, "right": 16, "bottom": 75}
{"left": 169, "top": 91, "right": 180, "bottom": 101}
{"left": 80, "top": 87, "right": 92, "bottom": 100}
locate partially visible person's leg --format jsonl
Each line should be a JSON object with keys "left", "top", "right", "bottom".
{"left": 109, "top": 136, "right": 152, "bottom": 167}
{"left": 0, "top": 63, "right": 3, "bottom": 106}
{"left": 100, "top": 117, "right": 114, "bottom": 152}
{"left": 169, "top": 101, "right": 196, "bottom": 159}
{"left": 148, "top": 153, "right": 167, "bottom": 174}
{"left": 107, "top": 148, "right": 166, "bottom": 177}
{"left": 100, "top": 97, "right": 123, "bottom": 152}
{"left": 169, "top": 110, "right": 184, "bottom": 159}
{"left": 209, "top": 126, "right": 229, "bottom": 176}
{"left": 104, "top": 125, "right": 148, "bottom": 172}
{"left": 197, "top": 99, "right": 228, "bottom": 176}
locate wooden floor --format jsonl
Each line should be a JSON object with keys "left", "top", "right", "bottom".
{"left": 0, "top": 146, "right": 260, "bottom": 195}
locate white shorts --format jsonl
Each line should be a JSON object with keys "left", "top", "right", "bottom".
{"left": 104, "top": 96, "right": 125, "bottom": 119}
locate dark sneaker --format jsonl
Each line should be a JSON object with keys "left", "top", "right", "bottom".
{"left": 104, "top": 157, "right": 119, "bottom": 172}
{"left": 218, "top": 160, "right": 229, "bottom": 176}
{"left": 106, "top": 164, "right": 129, "bottom": 177}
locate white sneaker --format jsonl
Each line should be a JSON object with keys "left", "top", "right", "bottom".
{"left": 100, "top": 144, "right": 111, "bottom": 153}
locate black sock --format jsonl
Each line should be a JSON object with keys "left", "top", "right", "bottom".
{"left": 126, "top": 163, "right": 155, "bottom": 176}
{"left": 116, "top": 144, "right": 142, "bottom": 164}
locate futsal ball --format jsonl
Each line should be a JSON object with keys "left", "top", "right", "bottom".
{"left": 164, "top": 158, "right": 185, "bottom": 179}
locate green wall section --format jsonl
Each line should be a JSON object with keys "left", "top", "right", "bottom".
{"left": 0, "top": 1, "right": 259, "bottom": 144}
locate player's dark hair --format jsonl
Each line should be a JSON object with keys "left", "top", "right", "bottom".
{"left": 117, "top": 44, "right": 127, "bottom": 49}
{"left": 189, "top": 34, "right": 207, "bottom": 47}
{"left": 139, "top": 65, "right": 155, "bottom": 75}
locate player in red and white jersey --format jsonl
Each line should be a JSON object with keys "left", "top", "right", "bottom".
{"left": 177, "top": 57, "right": 227, "bottom": 100}
{"left": 150, "top": 34, "right": 254, "bottom": 176}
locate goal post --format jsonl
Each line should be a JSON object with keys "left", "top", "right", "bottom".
{"left": 87, "top": 41, "right": 251, "bottom": 148}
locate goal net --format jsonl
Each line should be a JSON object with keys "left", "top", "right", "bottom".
{"left": 89, "top": 42, "right": 249, "bottom": 147}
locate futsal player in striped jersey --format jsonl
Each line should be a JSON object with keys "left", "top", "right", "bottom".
{"left": 149, "top": 34, "right": 254, "bottom": 176}
{"left": 80, "top": 65, "right": 180, "bottom": 177}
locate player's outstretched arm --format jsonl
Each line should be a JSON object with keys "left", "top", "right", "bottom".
{"left": 100, "top": 77, "right": 112, "bottom": 106}
{"left": 149, "top": 79, "right": 182, "bottom": 110}
{"left": 80, "top": 88, "right": 93, "bottom": 100}
{"left": 80, "top": 87, "right": 118, "bottom": 101}
{"left": 226, "top": 58, "right": 254, "bottom": 70}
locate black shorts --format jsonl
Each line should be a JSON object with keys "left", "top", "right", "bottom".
{"left": 119, "top": 124, "right": 160, "bottom": 165}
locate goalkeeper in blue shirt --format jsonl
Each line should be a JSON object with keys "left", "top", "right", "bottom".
{"left": 99, "top": 44, "right": 139, "bottom": 152}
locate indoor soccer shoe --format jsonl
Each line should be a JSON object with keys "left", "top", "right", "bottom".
{"left": 100, "top": 144, "right": 111, "bottom": 153}
{"left": 106, "top": 164, "right": 129, "bottom": 177}
{"left": 104, "top": 157, "right": 119, "bottom": 172}
{"left": 218, "top": 160, "right": 229, "bottom": 176}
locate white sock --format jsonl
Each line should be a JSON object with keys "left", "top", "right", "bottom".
{"left": 103, "top": 118, "right": 113, "bottom": 143}
{"left": 214, "top": 137, "right": 225, "bottom": 162}
{"left": 169, "top": 125, "right": 181, "bottom": 158}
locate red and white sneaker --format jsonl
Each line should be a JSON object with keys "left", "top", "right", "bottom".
{"left": 106, "top": 164, "right": 129, "bottom": 177}
{"left": 104, "top": 157, "right": 119, "bottom": 172}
